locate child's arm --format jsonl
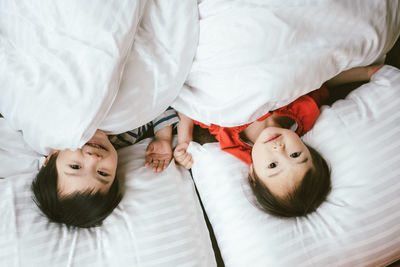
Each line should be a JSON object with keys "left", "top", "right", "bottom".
{"left": 145, "top": 107, "right": 178, "bottom": 172}
{"left": 174, "top": 112, "right": 194, "bottom": 169}
{"left": 324, "top": 65, "right": 383, "bottom": 88}
{"left": 145, "top": 125, "right": 173, "bottom": 172}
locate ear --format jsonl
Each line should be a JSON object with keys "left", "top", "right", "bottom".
{"left": 43, "top": 151, "right": 58, "bottom": 167}
{"left": 249, "top": 164, "right": 256, "bottom": 186}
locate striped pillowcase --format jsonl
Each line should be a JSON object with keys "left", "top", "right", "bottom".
{"left": 188, "top": 65, "right": 400, "bottom": 267}
{"left": 0, "top": 138, "right": 217, "bottom": 267}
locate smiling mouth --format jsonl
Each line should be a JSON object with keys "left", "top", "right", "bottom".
{"left": 264, "top": 134, "right": 281, "bottom": 143}
{"left": 86, "top": 142, "right": 108, "bottom": 151}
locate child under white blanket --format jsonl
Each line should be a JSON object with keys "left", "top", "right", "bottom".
{"left": 174, "top": 65, "right": 381, "bottom": 218}
{"left": 31, "top": 107, "right": 178, "bottom": 228}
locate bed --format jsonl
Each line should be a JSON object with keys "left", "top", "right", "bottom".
{"left": 1, "top": 0, "right": 400, "bottom": 266}
{"left": 0, "top": 1, "right": 217, "bottom": 266}
{"left": 188, "top": 65, "right": 400, "bottom": 267}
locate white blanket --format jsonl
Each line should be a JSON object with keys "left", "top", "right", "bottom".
{"left": 188, "top": 65, "right": 400, "bottom": 266}
{"left": 0, "top": 0, "right": 198, "bottom": 155}
{"left": 173, "top": 0, "right": 400, "bottom": 127}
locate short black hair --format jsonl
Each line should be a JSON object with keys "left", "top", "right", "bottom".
{"left": 31, "top": 153, "right": 122, "bottom": 228}
{"left": 249, "top": 145, "right": 331, "bottom": 217}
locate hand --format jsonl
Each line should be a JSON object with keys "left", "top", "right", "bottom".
{"left": 174, "top": 142, "right": 193, "bottom": 169}
{"left": 367, "top": 64, "right": 384, "bottom": 79}
{"left": 145, "top": 139, "right": 172, "bottom": 172}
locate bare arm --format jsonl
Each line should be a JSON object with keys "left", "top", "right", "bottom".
{"left": 324, "top": 65, "right": 383, "bottom": 88}
{"left": 177, "top": 112, "right": 194, "bottom": 144}
{"left": 154, "top": 125, "right": 173, "bottom": 142}
{"left": 174, "top": 112, "right": 194, "bottom": 169}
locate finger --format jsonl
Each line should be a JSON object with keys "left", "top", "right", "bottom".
{"left": 174, "top": 147, "right": 185, "bottom": 157}
{"left": 152, "top": 160, "right": 159, "bottom": 172}
{"left": 185, "top": 159, "right": 194, "bottom": 169}
{"left": 180, "top": 154, "right": 192, "bottom": 168}
{"left": 145, "top": 156, "right": 153, "bottom": 166}
{"left": 174, "top": 152, "right": 187, "bottom": 164}
{"left": 162, "top": 159, "right": 170, "bottom": 170}
{"left": 156, "top": 160, "right": 165, "bottom": 172}
{"left": 173, "top": 151, "right": 182, "bottom": 160}
{"left": 184, "top": 157, "right": 193, "bottom": 169}
{"left": 174, "top": 146, "right": 191, "bottom": 159}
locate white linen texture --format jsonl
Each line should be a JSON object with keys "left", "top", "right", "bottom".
{"left": 0, "top": 136, "right": 217, "bottom": 267}
{"left": 173, "top": 0, "right": 400, "bottom": 127}
{"left": 0, "top": 0, "right": 198, "bottom": 155}
{"left": 188, "top": 65, "right": 400, "bottom": 267}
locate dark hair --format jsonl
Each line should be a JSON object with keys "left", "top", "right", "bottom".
{"left": 31, "top": 153, "right": 122, "bottom": 228}
{"left": 249, "top": 145, "right": 331, "bottom": 218}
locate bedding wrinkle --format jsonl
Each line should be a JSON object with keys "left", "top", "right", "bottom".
{"left": 0, "top": 180, "right": 19, "bottom": 267}
{"left": 64, "top": 229, "right": 77, "bottom": 267}
{"left": 176, "top": 0, "right": 400, "bottom": 127}
{"left": 111, "top": 210, "right": 141, "bottom": 266}
{"left": 189, "top": 65, "right": 400, "bottom": 266}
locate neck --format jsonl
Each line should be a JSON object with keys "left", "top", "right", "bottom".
{"left": 242, "top": 114, "right": 293, "bottom": 143}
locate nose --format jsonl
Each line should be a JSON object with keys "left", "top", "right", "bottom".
{"left": 85, "top": 150, "right": 103, "bottom": 158}
{"left": 82, "top": 146, "right": 105, "bottom": 159}
{"left": 272, "top": 142, "right": 285, "bottom": 151}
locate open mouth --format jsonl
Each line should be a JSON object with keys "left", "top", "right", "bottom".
{"left": 264, "top": 134, "right": 281, "bottom": 143}
{"left": 86, "top": 142, "right": 108, "bottom": 151}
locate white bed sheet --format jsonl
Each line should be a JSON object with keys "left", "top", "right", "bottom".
{"left": 0, "top": 134, "right": 216, "bottom": 267}
{"left": 188, "top": 65, "right": 400, "bottom": 266}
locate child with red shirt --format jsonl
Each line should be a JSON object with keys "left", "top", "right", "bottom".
{"left": 174, "top": 65, "right": 382, "bottom": 217}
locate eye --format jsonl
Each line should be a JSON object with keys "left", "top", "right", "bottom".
{"left": 268, "top": 162, "right": 278, "bottom": 169}
{"left": 290, "top": 152, "right": 301, "bottom": 158}
{"left": 97, "top": 170, "right": 109, "bottom": 177}
{"left": 70, "top": 164, "right": 81, "bottom": 170}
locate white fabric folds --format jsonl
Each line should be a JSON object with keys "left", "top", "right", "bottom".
{"left": 0, "top": 136, "right": 217, "bottom": 267}
{"left": 188, "top": 65, "right": 400, "bottom": 267}
{"left": 0, "top": 0, "right": 199, "bottom": 155}
{"left": 173, "top": 0, "right": 400, "bottom": 127}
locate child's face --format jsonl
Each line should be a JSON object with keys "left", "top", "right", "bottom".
{"left": 251, "top": 127, "right": 313, "bottom": 197}
{"left": 51, "top": 130, "right": 118, "bottom": 196}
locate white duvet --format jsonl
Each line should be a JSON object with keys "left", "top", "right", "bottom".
{"left": 173, "top": 0, "right": 400, "bottom": 127}
{"left": 1, "top": 1, "right": 400, "bottom": 266}
{"left": 1, "top": 0, "right": 399, "bottom": 155}
{"left": 188, "top": 65, "right": 400, "bottom": 267}
{"left": 0, "top": 0, "right": 198, "bottom": 155}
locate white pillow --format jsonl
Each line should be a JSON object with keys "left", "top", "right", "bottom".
{"left": 0, "top": 0, "right": 147, "bottom": 155}
{"left": 99, "top": 0, "right": 199, "bottom": 134}
{"left": 188, "top": 65, "right": 400, "bottom": 266}
{"left": 173, "top": 0, "right": 400, "bottom": 127}
{"left": 0, "top": 137, "right": 217, "bottom": 267}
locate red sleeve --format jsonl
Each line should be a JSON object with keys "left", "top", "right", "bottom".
{"left": 306, "top": 85, "right": 330, "bottom": 107}
{"left": 273, "top": 93, "right": 322, "bottom": 136}
{"left": 193, "top": 120, "right": 253, "bottom": 165}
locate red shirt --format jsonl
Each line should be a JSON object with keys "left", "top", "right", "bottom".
{"left": 194, "top": 86, "right": 329, "bottom": 165}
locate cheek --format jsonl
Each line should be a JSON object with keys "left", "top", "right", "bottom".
{"left": 108, "top": 151, "right": 119, "bottom": 171}
{"left": 287, "top": 132, "right": 305, "bottom": 147}
{"left": 251, "top": 144, "right": 261, "bottom": 163}
{"left": 251, "top": 144, "right": 269, "bottom": 170}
